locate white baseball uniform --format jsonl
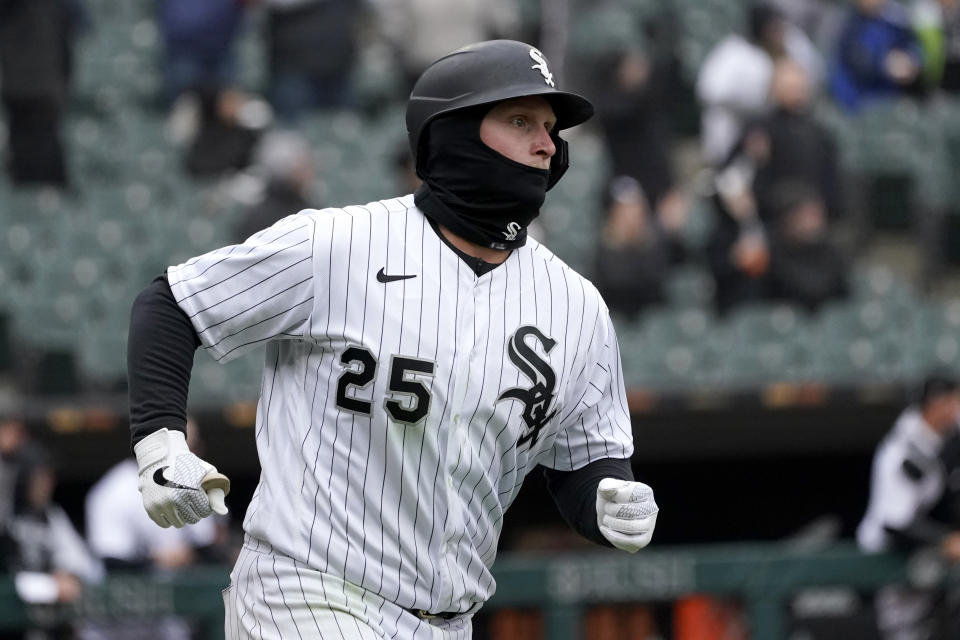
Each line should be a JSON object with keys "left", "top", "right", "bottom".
{"left": 167, "top": 194, "right": 635, "bottom": 638}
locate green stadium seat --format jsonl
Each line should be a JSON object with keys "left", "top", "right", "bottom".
{"left": 629, "top": 307, "right": 731, "bottom": 391}
{"left": 13, "top": 289, "right": 84, "bottom": 351}
{"left": 614, "top": 318, "right": 657, "bottom": 389}
{"left": 812, "top": 297, "right": 923, "bottom": 384}
{"left": 911, "top": 300, "right": 960, "bottom": 376}
{"left": 569, "top": 5, "right": 641, "bottom": 58}
{"left": 722, "top": 303, "right": 817, "bottom": 385}
{"left": 76, "top": 319, "right": 129, "bottom": 388}
{"left": 664, "top": 264, "right": 715, "bottom": 309}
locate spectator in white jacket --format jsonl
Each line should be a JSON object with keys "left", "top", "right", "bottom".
{"left": 696, "top": 2, "right": 823, "bottom": 166}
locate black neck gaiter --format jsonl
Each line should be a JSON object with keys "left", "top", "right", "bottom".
{"left": 414, "top": 110, "right": 550, "bottom": 251}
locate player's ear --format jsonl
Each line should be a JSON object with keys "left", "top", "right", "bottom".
{"left": 546, "top": 133, "right": 568, "bottom": 191}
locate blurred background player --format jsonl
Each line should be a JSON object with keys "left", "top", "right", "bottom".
{"left": 858, "top": 374, "right": 960, "bottom": 639}
{"left": 0, "top": 441, "right": 103, "bottom": 640}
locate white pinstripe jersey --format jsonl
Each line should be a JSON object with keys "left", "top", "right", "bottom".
{"left": 168, "top": 194, "right": 634, "bottom": 614}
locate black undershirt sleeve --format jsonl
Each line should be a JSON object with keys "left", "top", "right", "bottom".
{"left": 127, "top": 273, "right": 201, "bottom": 448}
{"left": 543, "top": 457, "right": 634, "bottom": 547}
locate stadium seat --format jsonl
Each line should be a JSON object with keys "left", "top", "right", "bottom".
{"left": 632, "top": 307, "right": 731, "bottom": 391}
{"left": 664, "top": 263, "right": 715, "bottom": 309}
{"left": 723, "top": 303, "right": 818, "bottom": 385}
{"left": 76, "top": 319, "right": 129, "bottom": 389}
{"left": 812, "top": 296, "right": 923, "bottom": 383}
{"left": 911, "top": 300, "right": 960, "bottom": 375}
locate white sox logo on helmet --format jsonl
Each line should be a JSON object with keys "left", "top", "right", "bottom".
{"left": 503, "top": 221, "right": 522, "bottom": 241}
{"left": 529, "top": 48, "right": 555, "bottom": 87}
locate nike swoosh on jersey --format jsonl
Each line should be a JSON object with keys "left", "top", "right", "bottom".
{"left": 153, "top": 466, "right": 201, "bottom": 492}
{"left": 376, "top": 267, "right": 416, "bottom": 283}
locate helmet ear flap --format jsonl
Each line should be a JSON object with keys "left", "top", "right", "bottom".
{"left": 546, "top": 133, "right": 569, "bottom": 191}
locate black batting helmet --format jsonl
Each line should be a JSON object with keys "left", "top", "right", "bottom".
{"left": 406, "top": 40, "right": 594, "bottom": 173}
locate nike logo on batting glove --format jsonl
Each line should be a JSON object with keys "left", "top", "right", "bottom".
{"left": 597, "top": 478, "right": 658, "bottom": 553}
{"left": 153, "top": 466, "right": 201, "bottom": 492}
{"left": 135, "top": 428, "right": 230, "bottom": 528}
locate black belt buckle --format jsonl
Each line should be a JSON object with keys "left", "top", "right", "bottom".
{"left": 408, "top": 608, "right": 458, "bottom": 621}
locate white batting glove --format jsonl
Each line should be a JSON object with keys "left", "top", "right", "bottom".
{"left": 597, "top": 478, "right": 658, "bottom": 553}
{"left": 134, "top": 428, "right": 230, "bottom": 528}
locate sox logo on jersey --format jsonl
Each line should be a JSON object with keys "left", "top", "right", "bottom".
{"left": 498, "top": 326, "right": 558, "bottom": 448}
{"left": 167, "top": 194, "right": 633, "bottom": 637}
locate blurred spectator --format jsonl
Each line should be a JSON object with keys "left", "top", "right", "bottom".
{"left": 169, "top": 83, "right": 271, "bottom": 179}
{"left": 828, "top": 0, "right": 924, "bottom": 111}
{"left": 762, "top": 182, "right": 849, "bottom": 311}
{"left": 593, "top": 176, "right": 684, "bottom": 318}
{"left": 744, "top": 58, "right": 843, "bottom": 223}
{"left": 705, "top": 141, "right": 771, "bottom": 314}
{"left": 82, "top": 416, "right": 228, "bottom": 640}
{"left": 705, "top": 57, "right": 847, "bottom": 314}
{"left": 0, "top": 0, "right": 87, "bottom": 188}
{"left": 262, "top": 0, "right": 365, "bottom": 122}
{"left": 0, "top": 443, "right": 103, "bottom": 640}
{"left": 372, "top": 0, "right": 520, "bottom": 94}
{"left": 771, "top": 0, "right": 845, "bottom": 52}
{"left": 696, "top": 2, "right": 823, "bottom": 166}
{"left": 0, "top": 407, "right": 28, "bottom": 531}
{"left": 568, "top": 2, "right": 685, "bottom": 209}
{"left": 913, "top": 0, "right": 960, "bottom": 94}
{"left": 588, "top": 38, "right": 681, "bottom": 212}
{"left": 857, "top": 374, "right": 960, "bottom": 639}
{"left": 233, "top": 129, "right": 318, "bottom": 243}
{"left": 156, "top": 0, "right": 247, "bottom": 108}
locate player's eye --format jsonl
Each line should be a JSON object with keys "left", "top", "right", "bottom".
{"left": 511, "top": 116, "right": 527, "bottom": 129}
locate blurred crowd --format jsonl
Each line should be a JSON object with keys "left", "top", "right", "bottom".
{"left": 3, "top": 0, "right": 960, "bottom": 319}
{"left": 0, "top": 402, "right": 235, "bottom": 639}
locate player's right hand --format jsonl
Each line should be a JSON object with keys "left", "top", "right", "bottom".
{"left": 596, "top": 478, "right": 658, "bottom": 553}
{"left": 134, "top": 427, "right": 230, "bottom": 528}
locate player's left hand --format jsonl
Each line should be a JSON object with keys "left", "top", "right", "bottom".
{"left": 596, "top": 478, "right": 658, "bottom": 553}
{"left": 134, "top": 428, "right": 230, "bottom": 528}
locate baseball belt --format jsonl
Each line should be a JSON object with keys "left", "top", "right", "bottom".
{"left": 404, "top": 608, "right": 462, "bottom": 621}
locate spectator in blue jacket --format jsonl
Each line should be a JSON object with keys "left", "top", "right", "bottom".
{"left": 829, "top": 0, "right": 924, "bottom": 111}
{"left": 157, "top": 0, "right": 247, "bottom": 107}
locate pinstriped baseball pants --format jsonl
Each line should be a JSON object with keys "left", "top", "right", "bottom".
{"left": 223, "top": 539, "right": 474, "bottom": 639}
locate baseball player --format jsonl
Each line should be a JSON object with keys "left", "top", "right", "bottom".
{"left": 857, "top": 375, "right": 960, "bottom": 639}
{"left": 127, "top": 40, "right": 658, "bottom": 639}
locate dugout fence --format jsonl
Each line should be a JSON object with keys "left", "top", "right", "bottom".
{"left": 0, "top": 543, "right": 954, "bottom": 639}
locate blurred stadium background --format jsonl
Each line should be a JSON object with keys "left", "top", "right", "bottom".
{"left": 2, "top": 0, "right": 960, "bottom": 638}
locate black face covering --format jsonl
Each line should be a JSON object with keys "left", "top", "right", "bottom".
{"left": 414, "top": 108, "right": 553, "bottom": 251}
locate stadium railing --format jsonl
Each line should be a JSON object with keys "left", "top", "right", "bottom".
{"left": 0, "top": 542, "right": 955, "bottom": 639}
